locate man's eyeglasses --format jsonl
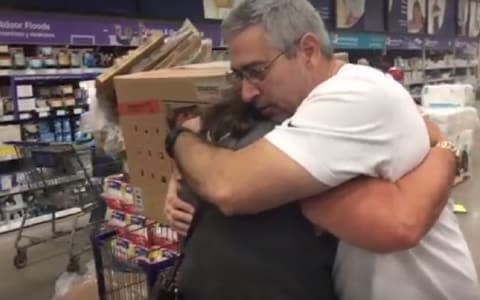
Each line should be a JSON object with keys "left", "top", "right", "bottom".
{"left": 229, "top": 51, "right": 285, "bottom": 83}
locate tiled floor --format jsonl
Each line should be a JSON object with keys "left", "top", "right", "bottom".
{"left": 1, "top": 105, "right": 480, "bottom": 300}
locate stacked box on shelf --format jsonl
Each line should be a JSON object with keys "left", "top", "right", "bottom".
{"left": 16, "top": 85, "right": 36, "bottom": 112}
{"left": 38, "top": 120, "right": 55, "bottom": 143}
{"left": 53, "top": 119, "right": 63, "bottom": 142}
{"left": 62, "top": 118, "right": 72, "bottom": 142}
{"left": 0, "top": 45, "right": 11, "bottom": 68}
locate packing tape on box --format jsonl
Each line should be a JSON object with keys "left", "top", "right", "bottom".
{"left": 118, "top": 100, "right": 162, "bottom": 116}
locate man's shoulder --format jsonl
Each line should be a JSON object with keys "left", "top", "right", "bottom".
{"left": 307, "top": 64, "right": 409, "bottom": 106}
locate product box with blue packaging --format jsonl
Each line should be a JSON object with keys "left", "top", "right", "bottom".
{"left": 62, "top": 119, "right": 71, "bottom": 133}
{"left": 53, "top": 119, "right": 62, "bottom": 132}
{"left": 63, "top": 133, "right": 72, "bottom": 142}
{"left": 39, "top": 132, "right": 55, "bottom": 143}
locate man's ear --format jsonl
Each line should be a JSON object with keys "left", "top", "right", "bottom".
{"left": 298, "top": 33, "right": 321, "bottom": 64}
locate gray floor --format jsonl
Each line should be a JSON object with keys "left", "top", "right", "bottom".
{"left": 1, "top": 109, "right": 480, "bottom": 300}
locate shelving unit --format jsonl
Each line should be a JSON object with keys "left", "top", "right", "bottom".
{"left": 388, "top": 39, "right": 479, "bottom": 103}
{"left": 0, "top": 67, "right": 101, "bottom": 230}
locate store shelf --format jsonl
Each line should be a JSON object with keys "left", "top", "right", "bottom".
{"left": 0, "top": 207, "right": 81, "bottom": 234}
{"left": 401, "top": 68, "right": 424, "bottom": 72}
{"left": 0, "top": 68, "right": 106, "bottom": 78}
{"left": 0, "top": 115, "right": 15, "bottom": 122}
{"left": 401, "top": 65, "right": 477, "bottom": 72}
{"left": 425, "top": 78, "right": 454, "bottom": 84}
{"left": 1, "top": 106, "right": 87, "bottom": 123}
{"left": 425, "top": 66, "right": 455, "bottom": 70}
{"left": 454, "top": 65, "right": 478, "bottom": 69}
{"left": 0, "top": 174, "right": 86, "bottom": 198}
{"left": 405, "top": 81, "right": 425, "bottom": 86}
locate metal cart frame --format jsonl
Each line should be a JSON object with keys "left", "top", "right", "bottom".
{"left": 2, "top": 141, "right": 101, "bottom": 271}
{"left": 91, "top": 223, "right": 179, "bottom": 300}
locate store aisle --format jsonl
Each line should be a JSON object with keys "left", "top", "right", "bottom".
{"left": 1, "top": 109, "right": 480, "bottom": 300}
{"left": 0, "top": 215, "right": 91, "bottom": 300}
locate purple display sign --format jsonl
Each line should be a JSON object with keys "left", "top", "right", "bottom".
{"left": 335, "top": 0, "right": 384, "bottom": 32}
{"left": 386, "top": 34, "right": 424, "bottom": 49}
{"left": 310, "top": 0, "right": 334, "bottom": 29}
{"left": 0, "top": 11, "right": 222, "bottom": 47}
{"left": 427, "top": 0, "right": 455, "bottom": 37}
{"left": 388, "top": 0, "right": 427, "bottom": 34}
{"left": 424, "top": 36, "right": 453, "bottom": 49}
{"left": 455, "top": 37, "right": 479, "bottom": 55}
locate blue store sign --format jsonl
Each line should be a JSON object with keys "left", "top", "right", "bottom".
{"left": 331, "top": 32, "right": 385, "bottom": 49}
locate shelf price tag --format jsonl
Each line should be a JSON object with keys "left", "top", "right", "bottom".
{"left": 56, "top": 110, "right": 66, "bottom": 116}
{"left": 0, "top": 115, "right": 14, "bottom": 122}
{"left": 19, "top": 113, "right": 30, "bottom": 120}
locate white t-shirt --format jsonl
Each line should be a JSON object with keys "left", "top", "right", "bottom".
{"left": 265, "top": 64, "right": 480, "bottom": 300}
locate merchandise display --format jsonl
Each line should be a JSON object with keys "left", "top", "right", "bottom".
{"left": 393, "top": 50, "right": 478, "bottom": 101}
{"left": 422, "top": 84, "right": 475, "bottom": 107}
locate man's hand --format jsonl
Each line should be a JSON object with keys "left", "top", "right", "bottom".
{"left": 424, "top": 118, "right": 444, "bottom": 146}
{"left": 164, "top": 175, "right": 195, "bottom": 236}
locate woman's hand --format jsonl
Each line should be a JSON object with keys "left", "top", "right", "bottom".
{"left": 164, "top": 172, "right": 195, "bottom": 236}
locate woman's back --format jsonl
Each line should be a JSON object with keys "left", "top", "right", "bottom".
{"left": 177, "top": 121, "right": 338, "bottom": 300}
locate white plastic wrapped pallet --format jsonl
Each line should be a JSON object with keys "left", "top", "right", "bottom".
{"left": 424, "top": 106, "right": 479, "bottom": 181}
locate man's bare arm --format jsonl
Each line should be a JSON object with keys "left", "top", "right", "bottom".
{"left": 173, "top": 132, "right": 330, "bottom": 215}
{"left": 301, "top": 147, "right": 456, "bottom": 253}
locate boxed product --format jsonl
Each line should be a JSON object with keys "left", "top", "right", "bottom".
{"left": 0, "top": 125, "right": 21, "bottom": 143}
{"left": 422, "top": 84, "right": 475, "bottom": 108}
{"left": 17, "top": 98, "right": 36, "bottom": 111}
{"left": 16, "top": 85, "right": 33, "bottom": 98}
{"left": 113, "top": 62, "right": 229, "bottom": 221}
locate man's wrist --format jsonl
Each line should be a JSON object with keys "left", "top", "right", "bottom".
{"left": 433, "top": 140, "right": 459, "bottom": 175}
{"left": 165, "top": 127, "right": 195, "bottom": 158}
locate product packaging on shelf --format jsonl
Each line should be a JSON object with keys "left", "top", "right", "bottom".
{"left": 17, "top": 98, "right": 36, "bottom": 111}
{"left": 421, "top": 84, "right": 475, "bottom": 108}
{"left": 0, "top": 125, "right": 21, "bottom": 143}
{"left": 16, "top": 85, "right": 33, "bottom": 98}
{"left": 113, "top": 61, "right": 229, "bottom": 222}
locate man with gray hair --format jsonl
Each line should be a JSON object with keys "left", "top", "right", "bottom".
{"left": 165, "top": 0, "right": 479, "bottom": 299}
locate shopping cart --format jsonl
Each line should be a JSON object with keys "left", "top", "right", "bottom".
{"left": 2, "top": 141, "right": 101, "bottom": 271}
{"left": 91, "top": 223, "right": 179, "bottom": 300}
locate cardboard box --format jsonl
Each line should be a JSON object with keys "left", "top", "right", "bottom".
{"left": 17, "top": 98, "right": 36, "bottom": 111}
{"left": 0, "top": 125, "right": 21, "bottom": 143}
{"left": 114, "top": 62, "right": 229, "bottom": 221}
{"left": 16, "top": 85, "right": 33, "bottom": 98}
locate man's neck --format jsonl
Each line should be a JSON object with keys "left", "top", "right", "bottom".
{"left": 314, "top": 59, "right": 346, "bottom": 87}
